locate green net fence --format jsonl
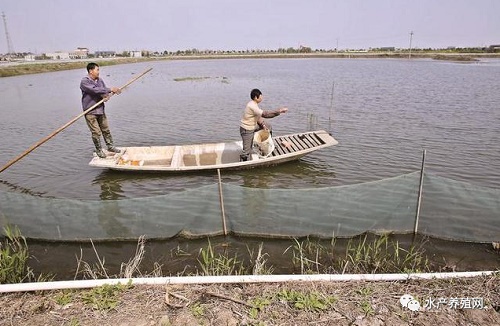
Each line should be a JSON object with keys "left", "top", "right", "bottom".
{"left": 0, "top": 172, "right": 498, "bottom": 242}
{"left": 419, "top": 174, "right": 500, "bottom": 242}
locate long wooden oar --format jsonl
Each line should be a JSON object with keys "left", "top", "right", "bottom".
{"left": 0, "top": 67, "right": 153, "bottom": 174}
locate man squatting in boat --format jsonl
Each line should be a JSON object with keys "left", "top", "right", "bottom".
{"left": 239, "top": 88, "right": 288, "bottom": 161}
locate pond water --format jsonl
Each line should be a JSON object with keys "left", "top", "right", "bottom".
{"left": 2, "top": 57, "right": 499, "bottom": 277}
{"left": 1, "top": 57, "right": 499, "bottom": 201}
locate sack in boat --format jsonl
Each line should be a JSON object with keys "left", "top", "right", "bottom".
{"left": 253, "top": 129, "right": 275, "bottom": 158}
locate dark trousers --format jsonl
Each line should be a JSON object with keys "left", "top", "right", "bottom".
{"left": 239, "top": 122, "right": 272, "bottom": 161}
{"left": 85, "top": 113, "right": 113, "bottom": 148}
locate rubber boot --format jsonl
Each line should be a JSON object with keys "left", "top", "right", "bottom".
{"left": 92, "top": 137, "right": 106, "bottom": 158}
{"left": 103, "top": 133, "right": 121, "bottom": 154}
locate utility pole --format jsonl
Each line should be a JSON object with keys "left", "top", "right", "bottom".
{"left": 408, "top": 31, "right": 414, "bottom": 59}
{"left": 2, "top": 12, "right": 15, "bottom": 56}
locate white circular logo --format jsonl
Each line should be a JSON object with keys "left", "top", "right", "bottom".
{"left": 400, "top": 294, "right": 420, "bottom": 311}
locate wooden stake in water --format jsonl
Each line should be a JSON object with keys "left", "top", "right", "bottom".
{"left": 217, "top": 168, "right": 228, "bottom": 236}
{"left": 329, "top": 81, "right": 335, "bottom": 121}
{"left": 413, "top": 149, "right": 426, "bottom": 242}
{"left": 0, "top": 68, "right": 153, "bottom": 174}
{"left": 328, "top": 81, "right": 335, "bottom": 134}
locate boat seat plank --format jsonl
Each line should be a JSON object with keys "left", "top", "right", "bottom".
{"left": 277, "top": 136, "right": 296, "bottom": 153}
{"left": 280, "top": 136, "right": 301, "bottom": 152}
{"left": 312, "top": 133, "right": 327, "bottom": 145}
{"left": 273, "top": 140, "right": 290, "bottom": 155}
{"left": 272, "top": 142, "right": 286, "bottom": 156}
{"left": 303, "top": 134, "right": 321, "bottom": 147}
{"left": 299, "top": 134, "right": 316, "bottom": 148}
{"left": 271, "top": 137, "right": 287, "bottom": 153}
{"left": 289, "top": 135, "right": 307, "bottom": 150}
{"left": 170, "top": 146, "right": 182, "bottom": 168}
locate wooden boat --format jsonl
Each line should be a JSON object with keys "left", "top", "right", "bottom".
{"left": 88, "top": 130, "right": 338, "bottom": 172}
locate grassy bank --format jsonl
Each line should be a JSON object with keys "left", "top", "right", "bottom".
{"left": 3, "top": 227, "right": 499, "bottom": 283}
{"left": 1, "top": 274, "right": 498, "bottom": 325}
{"left": 0, "top": 57, "right": 159, "bottom": 78}
{"left": 1, "top": 228, "right": 498, "bottom": 325}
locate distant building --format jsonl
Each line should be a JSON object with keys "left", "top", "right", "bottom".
{"left": 95, "top": 50, "right": 116, "bottom": 58}
{"left": 71, "top": 47, "right": 89, "bottom": 59}
{"left": 487, "top": 44, "right": 500, "bottom": 52}
{"left": 130, "top": 51, "right": 142, "bottom": 58}
{"left": 299, "top": 45, "right": 312, "bottom": 53}
{"left": 379, "top": 47, "right": 395, "bottom": 51}
{"left": 45, "top": 47, "right": 89, "bottom": 60}
{"left": 45, "top": 51, "right": 70, "bottom": 60}
{"left": 24, "top": 54, "right": 36, "bottom": 61}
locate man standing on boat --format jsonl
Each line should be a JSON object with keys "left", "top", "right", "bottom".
{"left": 80, "top": 62, "right": 121, "bottom": 159}
{"left": 240, "top": 88, "right": 288, "bottom": 161}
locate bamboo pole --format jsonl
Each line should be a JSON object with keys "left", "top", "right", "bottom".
{"left": 0, "top": 68, "right": 153, "bottom": 174}
{"left": 217, "top": 168, "right": 228, "bottom": 235}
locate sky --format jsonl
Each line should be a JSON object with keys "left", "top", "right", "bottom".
{"left": 1, "top": 0, "right": 499, "bottom": 54}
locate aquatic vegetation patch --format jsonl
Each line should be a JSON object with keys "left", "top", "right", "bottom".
{"left": 173, "top": 76, "right": 229, "bottom": 83}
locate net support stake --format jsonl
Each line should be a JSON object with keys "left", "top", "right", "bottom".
{"left": 217, "top": 169, "right": 228, "bottom": 236}
{"left": 413, "top": 149, "right": 426, "bottom": 239}
{"left": 328, "top": 81, "right": 335, "bottom": 134}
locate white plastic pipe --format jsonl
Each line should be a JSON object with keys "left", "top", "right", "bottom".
{"left": 0, "top": 271, "right": 495, "bottom": 293}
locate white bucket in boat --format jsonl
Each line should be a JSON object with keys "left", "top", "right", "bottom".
{"left": 253, "top": 129, "right": 275, "bottom": 158}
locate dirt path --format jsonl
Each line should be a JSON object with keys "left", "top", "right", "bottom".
{"left": 1, "top": 274, "right": 498, "bottom": 325}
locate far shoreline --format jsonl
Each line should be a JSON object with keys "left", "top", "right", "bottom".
{"left": 1, "top": 52, "right": 499, "bottom": 78}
